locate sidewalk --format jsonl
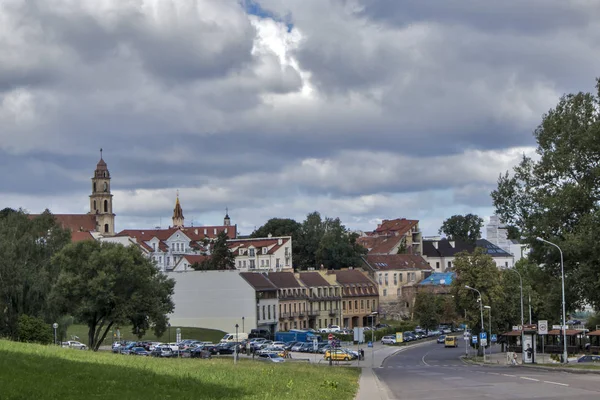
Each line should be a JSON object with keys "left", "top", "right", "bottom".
{"left": 354, "top": 340, "right": 435, "bottom": 400}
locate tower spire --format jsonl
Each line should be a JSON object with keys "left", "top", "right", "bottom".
{"left": 172, "top": 191, "right": 184, "bottom": 228}
{"left": 224, "top": 207, "right": 231, "bottom": 226}
{"left": 100, "top": 148, "right": 103, "bottom": 159}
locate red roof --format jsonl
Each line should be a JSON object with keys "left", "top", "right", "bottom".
{"left": 375, "top": 218, "right": 418, "bottom": 235}
{"left": 357, "top": 235, "right": 404, "bottom": 254}
{"left": 182, "top": 255, "right": 210, "bottom": 265}
{"left": 30, "top": 213, "right": 97, "bottom": 232}
{"left": 364, "top": 254, "right": 432, "bottom": 271}
{"left": 71, "top": 231, "right": 95, "bottom": 243}
{"left": 228, "top": 237, "right": 289, "bottom": 255}
{"left": 117, "top": 225, "right": 237, "bottom": 242}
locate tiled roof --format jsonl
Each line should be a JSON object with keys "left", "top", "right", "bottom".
{"left": 182, "top": 255, "right": 210, "bottom": 265}
{"left": 297, "top": 272, "right": 330, "bottom": 287}
{"left": 357, "top": 235, "right": 403, "bottom": 254}
{"left": 117, "top": 225, "right": 236, "bottom": 242}
{"left": 334, "top": 269, "right": 375, "bottom": 285}
{"left": 374, "top": 218, "right": 418, "bottom": 235}
{"left": 30, "top": 214, "right": 97, "bottom": 232}
{"left": 363, "top": 254, "right": 432, "bottom": 271}
{"left": 419, "top": 272, "right": 456, "bottom": 286}
{"left": 240, "top": 272, "right": 278, "bottom": 291}
{"left": 228, "top": 237, "right": 289, "bottom": 255}
{"left": 71, "top": 231, "right": 95, "bottom": 243}
{"left": 266, "top": 272, "right": 301, "bottom": 288}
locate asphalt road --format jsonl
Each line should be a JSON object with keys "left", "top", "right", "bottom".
{"left": 375, "top": 338, "right": 600, "bottom": 399}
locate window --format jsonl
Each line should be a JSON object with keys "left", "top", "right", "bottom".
{"left": 243, "top": 260, "right": 246, "bottom": 268}
{"left": 153, "top": 243, "right": 156, "bottom": 251}
{"left": 505, "top": 261, "right": 509, "bottom": 268}
{"left": 361, "top": 300, "right": 364, "bottom": 310}
{"left": 303, "top": 320, "right": 306, "bottom": 329}
{"left": 261, "top": 260, "right": 264, "bottom": 267}
{"left": 257, "top": 306, "right": 260, "bottom": 320}
{"left": 447, "top": 261, "right": 452, "bottom": 269}
{"left": 249, "top": 249, "right": 255, "bottom": 257}
{"left": 367, "top": 300, "right": 370, "bottom": 309}
{"left": 354, "top": 300, "right": 358, "bottom": 309}
{"left": 436, "top": 262, "right": 440, "bottom": 269}
{"left": 104, "top": 223, "right": 109, "bottom": 233}
{"left": 266, "top": 260, "right": 269, "bottom": 267}
{"left": 239, "top": 249, "right": 243, "bottom": 255}
{"left": 378, "top": 274, "right": 382, "bottom": 285}
{"left": 166, "top": 257, "right": 170, "bottom": 265}
{"left": 262, "top": 306, "right": 266, "bottom": 320}
{"left": 103, "top": 182, "right": 108, "bottom": 192}
{"left": 393, "top": 273, "right": 397, "bottom": 285}
{"left": 343, "top": 301, "right": 346, "bottom": 311}
{"left": 383, "top": 289, "right": 387, "bottom": 296}
{"left": 103, "top": 200, "right": 108, "bottom": 212}
{"left": 348, "top": 301, "right": 351, "bottom": 311}
{"left": 213, "top": 228, "right": 217, "bottom": 234}
{"left": 399, "top": 273, "right": 403, "bottom": 283}
{"left": 397, "top": 288, "right": 401, "bottom": 296}
{"left": 249, "top": 260, "right": 255, "bottom": 269}
{"left": 279, "top": 304, "right": 282, "bottom": 315}
{"left": 276, "top": 258, "right": 280, "bottom": 267}
{"left": 93, "top": 200, "right": 96, "bottom": 210}
{"left": 93, "top": 182, "right": 96, "bottom": 192}
{"left": 262, "top": 247, "right": 268, "bottom": 254}
{"left": 284, "top": 304, "right": 287, "bottom": 313}
{"left": 384, "top": 274, "right": 388, "bottom": 286}
{"left": 293, "top": 304, "right": 297, "bottom": 312}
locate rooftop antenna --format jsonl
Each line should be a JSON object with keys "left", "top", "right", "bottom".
{"left": 100, "top": 148, "right": 103, "bottom": 159}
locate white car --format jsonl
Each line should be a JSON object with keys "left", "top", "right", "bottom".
{"left": 320, "top": 325, "right": 341, "bottom": 333}
{"left": 381, "top": 336, "right": 396, "bottom": 345}
{"left": 62, "top": 341, "right": 88, "bottom": 350}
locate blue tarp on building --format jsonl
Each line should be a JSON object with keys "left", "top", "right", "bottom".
{"left": 419, "top": 272, "right": 456, "bottom": 286}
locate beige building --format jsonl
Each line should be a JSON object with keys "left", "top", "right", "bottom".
{"left": 266, "top": 272, "right": 308, "bottom": 331}
{"left": 297, "top": 272, "right": 342, "bottom": 330}
{"left": 361, "top": 254, "right": 433, "bottom": 320}
{"left": 318, "top": 269, "right": 379, "bottom": 329}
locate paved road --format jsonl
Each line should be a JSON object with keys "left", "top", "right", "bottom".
{"left": 375, "top": 339, "right": 600, "bottom": 399}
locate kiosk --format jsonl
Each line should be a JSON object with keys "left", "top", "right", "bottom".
{"left": 522, "top": 324, "right": 537, "bottom": 364}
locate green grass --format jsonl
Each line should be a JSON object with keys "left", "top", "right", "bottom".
{"left": 532, "top": 363, "right": 600, "bottom": 370}
{"left": 65, "top": 324, "right": 226, "bottom": 346}
{"left": 0, "top": 340, "right": 360, "bottom": 400}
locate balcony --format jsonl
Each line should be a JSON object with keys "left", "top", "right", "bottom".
{"left": 328, "top": 310, "right": 338, "bottom": 317}
{"left": 308, "top": 311, "right": 319, "bottom": 318}
{"left": 298, "top": 311, "right": 305, "bottom": 317}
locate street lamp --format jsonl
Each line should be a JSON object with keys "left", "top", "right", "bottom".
{"left": 484, "top": 306, "right": 492, "bottom": 354}
{"left": 505, "top": 267, "right": 524, "bottom": 356}
{"left": 465, "top": 285, "right": 485, "bottom": 361}
{"left": 370, "top": 311, "right": 378, "bottom": 367}
{"left": 242, "top": 316, "right": 245, "bottom": 333}
{"left": 52, "top": 323, "right": 58, "bottom": 346}
{"left": 234, "top": 323, "right": 239, "bottom": 365}
{"left": 536, "top": 237, "right": 568, "bottom": 364}
{"left": 168, "top": 323, "right": 171, "bottom": 343}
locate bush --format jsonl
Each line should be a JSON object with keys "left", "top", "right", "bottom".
{"left": 17, "top": 315, "right": 53, "bottom": 344}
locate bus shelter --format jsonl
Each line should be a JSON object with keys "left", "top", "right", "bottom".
{"left": 588, "top": 330, "right": 600, "bottom": 355}
{"left": 544, "top": 329, "right": 582, "bottom": 354}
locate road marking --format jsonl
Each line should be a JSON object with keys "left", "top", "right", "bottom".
{"left": 543, "top": 381, "right": 569, "bottom": 387}
{"left": 502, "top": 374, "right": 516, "bottom": 377}
{"left": 520, "top": 377, "right": 539, "bottom": 382}
{"left": 487, "top": 372, "right": 500, "bottom": 375}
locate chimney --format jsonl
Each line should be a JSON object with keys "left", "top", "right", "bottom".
{"left": 268, "top": 233, "right": 272, "bottom": 238}
{"left": 194, "top": 229, "right": 198, "bottom": 235}
{"left": 278, "top": 238, "right": 283, "bottom": 245}
{"left": 449, "top": 241, "right": 455, "bottom": 248}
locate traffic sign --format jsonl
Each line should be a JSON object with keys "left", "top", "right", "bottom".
{"left": 491, "top": 334, "right": 497, "bottom": 343}
{"left": 480, "top": 332, "right": 487, "bottom": 340}
{"left": 328, "top": 333, "right": 334, "bottom": 341}
{"left": 538, "top": 320, "right": 548, "bottom": 335}
{"left": 472, "top": 336, "right": 478, "bottom": 344}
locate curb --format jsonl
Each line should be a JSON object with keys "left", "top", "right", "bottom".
{"left": 379, "top": 339, "right": 437, "bottom": 367}
{"left": 520, "top": 365, "right": 600, "bottom": 375}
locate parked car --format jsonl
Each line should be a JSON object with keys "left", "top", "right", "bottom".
{"left": 577, "top": 355, "right": 600, "bottom": 363}
{"left": 437, "top": 335, "right": 447, "bottom": 344}
{"left": 129, "top": 347, "right": 150, "bottom": 356}
{"left": 62, "top": 341, "right": 88, "bottom": 350}
{"left": 381, "top": 335, "right": 397, "bottom": 345}
{"left": 320, "top": 325, "right": 341, "bottom": 333}
{"left": 257, "top": 353, "right": 285, "bottom": 363}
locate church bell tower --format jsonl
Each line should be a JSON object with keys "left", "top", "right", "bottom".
{"left": 172, "top": 191, "right": 184, "bottom": 228}
{"left": 89, "top": 149, "right": 115, "bottom": 235}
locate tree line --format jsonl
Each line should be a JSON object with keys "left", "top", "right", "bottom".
{"left": 0, "top": 208, "right": 174, "bottom": 350}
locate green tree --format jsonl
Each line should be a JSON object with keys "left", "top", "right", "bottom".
{"left": 413, "top": 291, "right": 439, "bottom": 332}
{"left": 295, "top": 212, "right": 325, "bottom": 269}
{"left": 50, "top": 241, "right": 175, "bottom": 351}
{"left": 316, "top": 217, "right": 367, "bottom": 270}
{"left": 17, "top": 314, "right": 53, "bottom": 344}
{"left": 250, "top": 218, "right": 301, "bottom": 238}
{"left": 0, "top": 209, "right": 71, "bottom": 339}
{"left": 491, "top": 78, "right": 600, "bottom": 311}
{"left": 438, "top": 214, "right": 483, "bottom": 243}
{"left": 191, "top": 231, "right": 235, "bottom": 271}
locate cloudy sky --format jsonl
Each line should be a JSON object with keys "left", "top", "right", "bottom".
{"left": 2, "top": 0, "right": 599, "bottom": 237}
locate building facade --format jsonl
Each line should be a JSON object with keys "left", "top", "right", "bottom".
{"left": 240, "top": 272, "right": 279, "bottom": 335}
{"left": 297, "top": 272, "right": 342, "bottom": 330}
{"left": 229, "top": 236, "right": 293, "bottom": 272}
{"left": 357, "top": 218, "right": 423, "bottom": 256}
{"left": 422, "top": 237, "right": 515, "bottom": 271}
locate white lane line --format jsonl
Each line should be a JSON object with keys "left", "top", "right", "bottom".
{"left": 502, "top": 374, "right": 517, "bottom": 377}
{"left": 543, "top": 381, "right": 569, "bottom": 387}
{"left": 520, "top": 377, "right": 540, "bottom": 382}
{"left": 487, "top": 372, "right": 500, "bottom": 375}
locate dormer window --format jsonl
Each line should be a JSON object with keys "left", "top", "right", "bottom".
{"left": 239, "top": 249, "right": 243, "bottom": 255}
{"left": 262, "top": 247, "right": 268, "bottom": 254}
{"left": 249, "top": 248, "right": 255, "bottom": 257}
{"left": 204, "top": 229, "right": 207, "bottom": 235}
{"left": 214, "top": 228, "right": 217, "bottom": 235}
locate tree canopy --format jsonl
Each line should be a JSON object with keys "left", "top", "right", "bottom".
{"left": 0, "top": 209, "right": 71, "bottom": 339}
{"left": 413, "top": 291, "right": 440, "bottom": 332}
{"left": 491, "top": 78, "right": 600, "bottom": 311}
{"left": 438, "top": 214, "right": 483, "bottom": 243}
{"left": 250, "top": 218, "right": 301, "bottom": 238}
{"left": 191, "top": 231, "right": 236, "bottom": 271}
{"left": 50, "top": 240, "right": 175, "bottom": 351}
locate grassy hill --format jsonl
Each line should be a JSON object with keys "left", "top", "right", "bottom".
{"left": 65, "top": 324, "right": 226, "bottom": 346}
{"left": 0, "top": 340, "right": 359, "bottom": 400}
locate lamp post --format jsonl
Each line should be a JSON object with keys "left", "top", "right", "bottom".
{"left": 536, "top": 237, "right": 568, "bottom": 364}
{"left": 506, "top": 268, "right": 524, "bottom": 358}
{"left": 484, "top": 306, "right": 491, "bottom": 355}
{"left": 465, "top": 285, "right": 485, "bottom": 361}
{"left": 370, "top": 311, "right": 378, "bottom": 367}
{"left": 242, "top": 316, "right": 245, "bottom": 333}
{"left": 52, "top": 323, "right": 58, "bottom": 346}
{"left": 234, "top": 323, "right": 239, "bottom": 365}
{"left": 168, "top": 323, "right": 171, "bottom": 343}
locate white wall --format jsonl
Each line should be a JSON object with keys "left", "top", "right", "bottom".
{"left": 166, "top": 270, "right": 257, "bottom": 334}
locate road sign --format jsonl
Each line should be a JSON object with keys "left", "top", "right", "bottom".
{"left": 538, "top": 320, "right": 548, "bottom": 335}
{"left": 367, "top": 341, "right": 373, "bottom": 348}
{"left": 328, "top": 333, "right": 334, "bottom": 341}
{"left": 395, "top": 332, "right": 403, "bottom": 343}
{"left": 472, "top": 336, "right": 478, "bottom": 344}
{"left": 491, "top": 334, "right": 497, "bottom": 343}
{"left": 480, "top": 332, "right": 487, "bottom": 340}
{"left": 312, "top": 337, "right": 318, "bottom": 351}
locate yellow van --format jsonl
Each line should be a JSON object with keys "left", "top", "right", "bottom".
{"left": 444, "top": 336, "right": 458, "bottom": 348}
